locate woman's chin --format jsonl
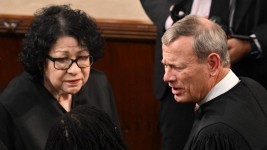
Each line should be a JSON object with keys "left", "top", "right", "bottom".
{"left": 65, "top": 87, "right": 82, "bottom": 94}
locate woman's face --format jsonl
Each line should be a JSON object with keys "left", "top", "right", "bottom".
{"left": 44, "top": 36, "right": 90, "bottom": 98}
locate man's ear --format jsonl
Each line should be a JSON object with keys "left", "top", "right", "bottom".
{"left": 207, "top": 53, "right": 220, "bottom": 76}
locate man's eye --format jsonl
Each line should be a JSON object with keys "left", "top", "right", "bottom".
{"left": 173, "top": 66, "right": 184, "bottom": 71}
{"left": 168, "top": 65, "right": 184, "bottom": 71}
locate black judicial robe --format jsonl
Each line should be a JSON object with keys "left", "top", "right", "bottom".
{"left": 183, "top": 77, "right": 267, "bottom": 150}
{"left": 0, "top": 68, "right": 119, "bottom": 150}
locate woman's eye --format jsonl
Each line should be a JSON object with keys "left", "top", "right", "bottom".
{"left": 56, "top": 58, "right": 69, "bottom": 63}
{"left": 79, "top": 56, "right": 89, "bottom": 61}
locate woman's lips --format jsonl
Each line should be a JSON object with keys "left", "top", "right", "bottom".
{"left": 65, "top": 79, "right": 80, "bottom": 84}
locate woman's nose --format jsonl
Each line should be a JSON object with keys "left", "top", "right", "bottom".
{"left": 67, "top": 62, "right": 81, "bottom": 74}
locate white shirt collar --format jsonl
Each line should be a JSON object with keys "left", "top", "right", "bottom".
{"left": 190, "top": 0, "right": 212, "bottom": 17}
{"left": 197, "top": 70, "right": 240, "bottom": 106}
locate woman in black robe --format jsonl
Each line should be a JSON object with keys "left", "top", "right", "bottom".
{"left": 0, "top": 5, "right": 119, "bottom": 150}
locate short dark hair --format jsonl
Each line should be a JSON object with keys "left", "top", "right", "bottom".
{"left": 45, "top": 105, "right": 128, "bottom": 150}
{"left": 20, "top": 4, "right": 104, "bottom": 80}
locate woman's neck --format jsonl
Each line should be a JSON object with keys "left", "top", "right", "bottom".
{"left": 43, "top": 77, "right": 73, "bottom": 112}
{"left": 57, "top": 94, "right": 72, "bottom": 112}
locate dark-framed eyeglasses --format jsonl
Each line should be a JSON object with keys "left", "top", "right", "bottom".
{"left": 46, "top": 55, "right": 93, "bottom": 70}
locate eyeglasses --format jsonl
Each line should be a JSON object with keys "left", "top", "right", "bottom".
{"left": 46, "top": 55, "right": 93, "bottom": 70}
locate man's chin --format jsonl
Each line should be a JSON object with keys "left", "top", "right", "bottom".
{"left": 174, "top": 95, "right": 188, "bottom": 103}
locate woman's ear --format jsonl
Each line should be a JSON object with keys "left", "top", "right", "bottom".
{"left": 207, "top": 53, "right": 220, "bottom": 76}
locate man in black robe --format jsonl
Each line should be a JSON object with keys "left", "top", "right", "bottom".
{"left": 161, "top": 15, "right": 267, "bottom": 149}
{"left": 141, "top": 0, "right": 267, "bottom": 149}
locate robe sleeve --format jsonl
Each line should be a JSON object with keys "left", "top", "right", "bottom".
{"left": 190, "top": 123, "right": 250, "bottom": 150}
{"left": 0, "top": 103, "right": 25, "bottom": 150}
{"left": 0, "top": 103, "right": 10, "bottom": 149}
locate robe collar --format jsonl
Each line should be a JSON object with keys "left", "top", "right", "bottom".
{"left": 197, "top": 70, "right": 240, "bottom": 107}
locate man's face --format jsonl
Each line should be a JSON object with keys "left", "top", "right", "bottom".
{"left": 162, "top": 36, "right": 210, "bottom": 103}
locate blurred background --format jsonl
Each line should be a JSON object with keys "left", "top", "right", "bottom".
{"left": 0, "top": 0, "right": 151, "bottom": 21}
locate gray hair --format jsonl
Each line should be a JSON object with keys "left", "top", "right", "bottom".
{"left": 162, "top": 15, "right": 230, "bottom": 67}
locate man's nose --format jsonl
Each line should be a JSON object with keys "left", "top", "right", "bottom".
{"left": 163, "top": 68, "right": 171, "bottom": 82}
